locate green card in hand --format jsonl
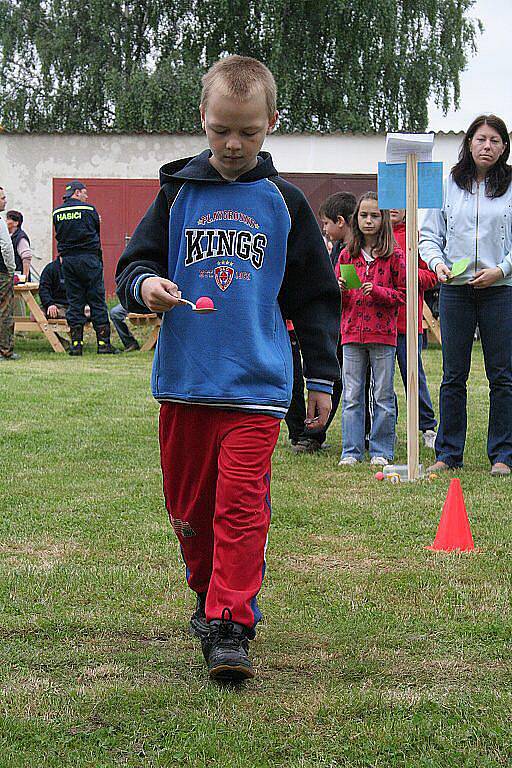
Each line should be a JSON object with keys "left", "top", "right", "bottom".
{"left": 340, "top": 264, "right": 362, "bottom": 289}
{"left": 450, "top": 257, "right": 471, "bottom": 278}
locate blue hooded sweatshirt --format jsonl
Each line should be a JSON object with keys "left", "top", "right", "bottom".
{"left": 116, "top": 150, "right": 340, "bottom": 418}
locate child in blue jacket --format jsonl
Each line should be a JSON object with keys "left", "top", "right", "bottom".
{"left": 116, "top": 55, "right": 340, "bottom": 682}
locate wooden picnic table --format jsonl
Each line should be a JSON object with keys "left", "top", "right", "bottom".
{"left": 13, "top": 282, "right": 67, "bottom": 353}
{"left": 127, "top": 313, "right": 161, "bottom": 352}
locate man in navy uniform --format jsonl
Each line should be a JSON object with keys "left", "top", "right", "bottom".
{"left": 52, "top": 180, "right": 118, "bottom": 355}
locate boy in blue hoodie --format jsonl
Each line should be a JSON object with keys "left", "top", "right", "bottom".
{"left": 116, "top": 56, "right": 340, "bottom": 682}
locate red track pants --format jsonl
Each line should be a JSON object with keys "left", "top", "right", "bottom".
{"left": 159, "top": 403, "right": 280, "bottom": 631}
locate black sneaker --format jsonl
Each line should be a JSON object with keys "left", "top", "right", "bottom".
{"left": 290, "top": 438, "right": 322, "bottom": 454}
{"left": 201, "top": 608, "right": 254, "bottom": 682}
{"left": 124, "top": 341, "right": 141, "bottom": 352}
{"left": 189, "top": 592, "right": 209, "bottom": 640}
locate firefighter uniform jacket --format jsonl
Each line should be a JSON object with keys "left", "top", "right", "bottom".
{"left": 52, "top": 198, "right": 101, "bottom": 256}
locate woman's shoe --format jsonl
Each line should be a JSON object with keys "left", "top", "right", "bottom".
{"left": 490, "top": 462, "right": 511, "bottom": 476}
{"left": 426, "top": 460, "right": 452, "bottom": 473}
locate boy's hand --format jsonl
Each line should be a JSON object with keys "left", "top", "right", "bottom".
{"left": 141, "top": 276, "right": 181, "bottom": 312}
{"left": 305, "top": 391, "right": 332, "bottom": 430}
{"left": 337, "top": 276, "right": 347, "bottom": 291}
{"left": 361, "top": 282, "right": 373, "bottom": 295}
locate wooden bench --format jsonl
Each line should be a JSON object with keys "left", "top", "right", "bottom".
{"left": 422, "top": 304, "right": 441, "bottom": 346}
{"left": 14, "top": 283, "right": 68, "bottom": 352}
{"left": 127, "top": 312, "right": 161, "bottom": 352}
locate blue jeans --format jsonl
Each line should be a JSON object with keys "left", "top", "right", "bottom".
{"left": 342, "top": 343, "right": 396, "bottom": 460}
{"left": 437, "top": 284, "right": 512, "bottom": 467}
{"left": 396, "top": 333, "right": 437, "bottom": 432}
{"left": 110, "top": 302, "right": 138, "bottom": 348}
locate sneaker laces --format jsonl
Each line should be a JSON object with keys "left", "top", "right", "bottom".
{"left": 218, "top": 607, "right": 235, "bottom": 638}
{"left": 212, "top": 608, "right": 246, "bottom": 652}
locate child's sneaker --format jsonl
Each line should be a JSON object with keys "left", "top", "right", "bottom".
{"left": 201, "top": 608, "right": 254, "bottom": 682}
{"left": 370, "top": 456, "right": 388, "bottom": 466}
{"left": 422, "top": 430, "right": 437, "bottom": 450}
{"left": 189, "top": 592, "right": 209, "bottom": 640}
{"left": 338, "top": 456, "right": 358, "bottom": 466}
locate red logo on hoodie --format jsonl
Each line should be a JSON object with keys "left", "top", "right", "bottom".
{"left": 214, "top": 263, "right": 234, "bottom": 291}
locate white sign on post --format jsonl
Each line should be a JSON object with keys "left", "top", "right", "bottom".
{"left": 385, "top": 133, "right": 434, "bottom": 164}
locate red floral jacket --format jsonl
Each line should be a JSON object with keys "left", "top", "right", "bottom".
{"left": 335, "top": 246, "right": 406, "bottom": 346}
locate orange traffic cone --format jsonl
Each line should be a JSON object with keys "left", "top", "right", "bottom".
{"left": 426, "top": 478, "right": 475, "bottom": 552}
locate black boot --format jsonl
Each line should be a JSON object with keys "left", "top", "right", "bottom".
{"left": 189, "top": 592, "right": 209, "bottom": 640}
{"left": 69, "top": 325, "right": 84, "bottom": 356}
{"left": 56, "top": 333, "right": 70, "bottom": 351}
{"left": 96, "top": 324, "right": 121, "bottom": 355}
{"left": 201, "top": 608, "right": 254, "bottom": 682}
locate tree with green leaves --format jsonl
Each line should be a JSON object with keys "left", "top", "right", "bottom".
{"left": 0, "top": 0, "right": 480, "bottom": 133}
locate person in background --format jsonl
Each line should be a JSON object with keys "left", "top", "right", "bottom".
{"left": 286, "top": 192, "right": 355, "bottom": 453}
{"left": 39, "top": 254, "right": 69, "bottom": 319}
{"left": 6, "top": 210, "right": 32, "bottom": 281}
{"left": 320, "top": 192, "right": 356, "bottom": 269}
{"left": 52, "top": 180, "right": 119, "bottom": 356}
{"left": 337, "top": 192, "right": 405, "bottom": 466}
{"left": 38, "top": 254, "right": 72, "bottom": 350}
{"left": 286, "top": 193, "right": 355, "bottom": 453}
{"left": 420, "top": 114, "right": 512, "bottom": 476}
{"left": 109, "top": 303, "right": 140, "bottom": 351}
{"left": 390, "top": 209, "right": 438, "bottom": 449}
{"left": 0, "top": 186, "right": 18, "bottom": 360}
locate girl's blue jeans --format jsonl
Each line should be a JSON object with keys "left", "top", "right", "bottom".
{"left": 341, "top": 343, "right": 396, "bottom": 461}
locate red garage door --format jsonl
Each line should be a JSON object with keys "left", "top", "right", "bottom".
{"left": 281, "top": 173, "right": 377, "bottom": 220}
{"left": 53, "top": 174, "right": 375, "bottom": 297}
{"left": 53, "top": 178, "right": 159, "bottom": 296}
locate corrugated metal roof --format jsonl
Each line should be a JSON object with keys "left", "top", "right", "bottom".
{"left": 0, "top": 128, "right": 469, "bottom": 137}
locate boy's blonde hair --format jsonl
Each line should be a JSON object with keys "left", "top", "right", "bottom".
{"left": 201, "top": 55, "right": 277, "bottom": 120}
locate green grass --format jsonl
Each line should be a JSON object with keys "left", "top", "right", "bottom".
{"left": 0, "top": 335, "right": 511, "bottom": 767}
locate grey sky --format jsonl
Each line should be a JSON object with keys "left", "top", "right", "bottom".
{"left": 428, "top": 0, "right": 512, "bottom": 133}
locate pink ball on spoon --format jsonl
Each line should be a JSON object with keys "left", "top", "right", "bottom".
{"left": 195, "top": 296, "right": 215, "bottom": 311}
{"left": 178, "top": 296, "right": 216, "bottom": 313}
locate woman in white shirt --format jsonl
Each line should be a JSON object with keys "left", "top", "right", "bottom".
{"left": 420, "top": 114, "right": 512, "bottom": 476}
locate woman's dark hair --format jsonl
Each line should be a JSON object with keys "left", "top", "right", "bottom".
{"left": 452, "top": 114, "right": 512, "bottom": 198}
{"left": 348, "top": 192, "right": 394, "bottom": 260}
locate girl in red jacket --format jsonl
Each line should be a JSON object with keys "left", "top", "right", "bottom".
{"left": 336, "top": 192, "right": 405, "bottom": 466}
{"left": 390, "top": 209, "right": 438, "bottom": 449}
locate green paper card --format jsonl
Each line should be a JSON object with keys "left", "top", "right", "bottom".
{"left": 340, "top": 264, "right": 362, "bottom": 289}
{"left": 450, "top": 257, "right": 471, "bottom": 277}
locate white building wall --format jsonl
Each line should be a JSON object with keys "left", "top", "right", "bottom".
{"left": 0, "top": 131, "right": 464, "bottom": 271}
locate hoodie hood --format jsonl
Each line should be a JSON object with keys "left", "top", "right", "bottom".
{"left": 159, "top": 149, "right": 278, "bottom": 186}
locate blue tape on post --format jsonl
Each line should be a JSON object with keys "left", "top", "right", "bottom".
{"left": 378, "top": 162, "right": 443, "bottom": 210}
{"left": 418, "top": 162, "right": 443, "bottom": 208}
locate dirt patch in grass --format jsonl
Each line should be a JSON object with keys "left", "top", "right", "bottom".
{"left": 0, "top": 538, "right": 87, "bottom": 571}
{"left": 275, "top": 550, "right": 412, "bottom": 576}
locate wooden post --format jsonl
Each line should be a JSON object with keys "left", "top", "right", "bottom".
{"left": 406, "top": 153, "right": 420, "bottom": 480}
